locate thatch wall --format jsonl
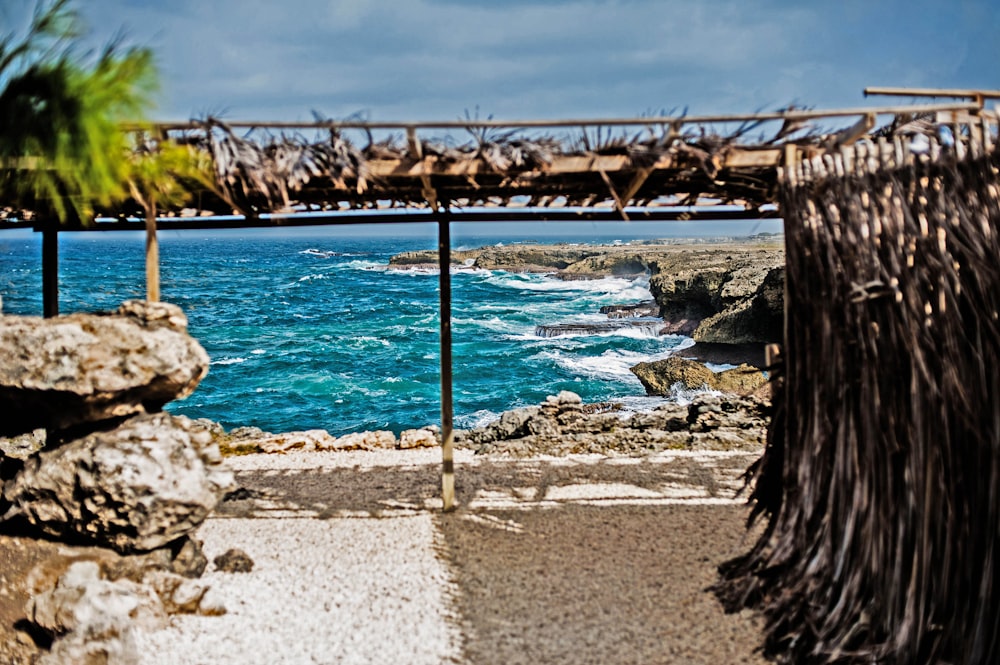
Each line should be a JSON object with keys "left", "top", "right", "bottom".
{"left": 716, "top": 135, "right": 1000, "bottom": 663}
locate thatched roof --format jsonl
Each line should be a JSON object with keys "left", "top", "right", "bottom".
{"left": 3, "top": 96, "right": 997, "bottom": 229}
{"left": 715, "top": 100, "right": 1000, "bottom": 664}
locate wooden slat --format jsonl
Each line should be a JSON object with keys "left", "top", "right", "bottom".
{"left": 143, "top": 101, "right": 982, "bottom": 132}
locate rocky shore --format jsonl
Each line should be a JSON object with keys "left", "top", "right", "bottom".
{"left": 0, "top": 302, "right": 234, "bottom": 663}
{"left": 0, "top": 297, "right": 774, "bottom": 662}
{"left": 391, "top": 238, "right": 784, "bottom": 395}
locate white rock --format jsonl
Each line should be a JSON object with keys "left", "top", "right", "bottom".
{"left": 28, "top": 560, "right": 164, "bottom": 665}
{"left": 399, "top": 428, "right": 440, "bottom": 449}
{"left": 5, "top": 413, "right": 235, "bottom": 552}
{"left": 256, "top": 429, "right": 338, "bottom": 453}
{"left": 327, "top": 430, "right": 397, "bottom": 450}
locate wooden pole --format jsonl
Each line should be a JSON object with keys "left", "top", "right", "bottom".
{"left": 42, "top": 224, "right": 59, "bottom": 318}
{"left": 145, "top": 202, "right": 160, "bottom": 302}
{"left": 437, "top": 209, "right": 456, "bottom": 511}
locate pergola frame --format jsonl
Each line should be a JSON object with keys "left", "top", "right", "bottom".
{"left": 3, "top": 88, "right": 999, "bottom": 511}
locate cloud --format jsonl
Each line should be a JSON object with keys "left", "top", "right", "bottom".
{"left": 73, "top": 0, "right": 999, "bottom": 122}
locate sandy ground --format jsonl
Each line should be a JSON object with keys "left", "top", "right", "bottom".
{"left": 134, "top": 448, "right": 768, "bottom": 664}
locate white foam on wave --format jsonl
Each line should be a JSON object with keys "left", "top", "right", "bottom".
{"left": 455, "top": 409, "right": 501, "bottom": 430}
{"left": 341, "top": 259, "right": 386, "bottom": 272}
{"left": 534, "top": 347, "right": 677, "bottom": 381}
{"left": 299, "top": 248, "right": 339, "bottom": 258}
{"left": 452, "top": 315, "right": 524, "bottom": 335}
{"left": 349, "top": 335, "right": 391, "bottom": 348}
{"left": 487, "top": 272, "right": 653, "bottom": 304}
{"left": 296, "top": 273, "right": 330, "bottom": 282}
{"left": 673, "top": 337, "right": 697, "bottom": 352}
{"left": 251, "top": 349, "right": 266, "bottom": 355}
{"left": 668, "top": 384, "right": 725, "bottom": 405}
{"left": 212, "top": 357, "right": 247, "bottom": 366}
{"left": 392, "top": 266, "right": 438, "bottom": 276}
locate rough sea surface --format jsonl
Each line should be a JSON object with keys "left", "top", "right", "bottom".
{"left": 0, "top": 223, "right": 774, "bottom": 434}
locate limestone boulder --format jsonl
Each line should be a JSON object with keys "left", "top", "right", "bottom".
{"left": 0, "top": 301, "right": 209, "bottom": 437}
{"left": 399, "top": 426, "right": 440, "bottom": 449}
{"left": 456, "top": 392, "right": 768, "bottom": 456}
{"left": 255, "top": 429, "right": 338, "bottom": 453}
{"left": 329, "top": 430, "right": 397, "bottom": 451}
{"left": 631, "top": 357, "right": 716, "bottom": 394}
{"left": 630, "top": 356, "right": 768, "bottom": 397}
{"left": 713, "top": 364, "right": 770, "bottom": 395}
{"left": 27, "top": 561, "right": 165, "bottom": 665}
{"left": 4, "top": 413, "right": 234, "bottom": 553}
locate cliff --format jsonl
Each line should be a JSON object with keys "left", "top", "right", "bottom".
{"left": 389, "top": 240, "right": 785, "bottom": 345}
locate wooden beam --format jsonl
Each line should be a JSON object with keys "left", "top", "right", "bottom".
{"left": 864, "top": 86, "right": 1000, "bottom": 106}
{"left": 437, "top": 211, "right": 455, "bottom": 512}
{"left": 42, "top": 224, "right": 58, "bottom": 318}
{"left": 142, "top": 101, "right": 983, "bottom": 133}
{"left": 620, "top": 166, "right": 655, "bottom": 206}
{"left": 30, "top": 207, "right": 779, "bottom": 234}
{"left": 368, "top": 147, "right": 783, "bottom": 180}
{"left": 145, "top": 202, "right": 160, "bottom": 302}
{"left": 833, "top": 113, "right": 876, "bottom": 147}
{"left": 597, "top": 169, "right": 629, "bottom": 221}
{"left": 406, "top": 126, "right": 423, "bottom": 160}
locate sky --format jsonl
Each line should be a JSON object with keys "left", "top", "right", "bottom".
{"left": 9, "top": 0, "right": 996, "bottom": 123}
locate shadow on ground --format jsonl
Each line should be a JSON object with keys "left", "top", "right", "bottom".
{"left": 218, "top": 454, "right": 767, "bottom": 664}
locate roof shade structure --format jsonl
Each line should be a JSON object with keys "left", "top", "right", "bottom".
{"left": 2, "top": 88, "right": 999, "bottom": 510}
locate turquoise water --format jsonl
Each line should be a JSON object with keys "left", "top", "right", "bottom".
{"left": 0, "top": 222, "right": 776, "bottom": 434}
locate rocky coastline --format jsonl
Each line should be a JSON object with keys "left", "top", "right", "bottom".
{"left": 0, "top": 293, "right": 775, "bottom": 661}
{"left": 391, "top": 238, "right": 784, "bottom": 396}
{"left": 0, "top": 302, "right": 235, "bottom": 663}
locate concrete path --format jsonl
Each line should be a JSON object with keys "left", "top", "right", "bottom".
{"left": 136, "top": 449, "right": 767, "bottom": 664}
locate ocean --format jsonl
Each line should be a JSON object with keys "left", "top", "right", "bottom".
{"left": 0, "top": 220, "right": 778, "bottom": 434}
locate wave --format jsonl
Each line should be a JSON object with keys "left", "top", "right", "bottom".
{"left": 211, "top": 356, "right": 248, "bottom": 366}
{"left": 346, "top": 335, "right": 392, "bottom": 349}
{"left": 486, "top": 272, "right": 650, "bottom": 299}
{"left": 296, "top": 273, "right": 330, "bottom": 282}
{"left": 455, "top": 409, "right": 501, "bottom": 430}
{"left": 534, "top": 347, "right": 678, "bottom": 381}
{"left": 340, "top": 259, "right": 387, "bottom": 271}
{"left": 451, "top": 315, "right": 526, "bottom": 335}
{"left": 299, "top": 248, "right": 340, "bottom": 258}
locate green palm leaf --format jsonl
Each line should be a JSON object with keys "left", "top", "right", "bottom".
{"left": 0, "top": 0, "right": 157, "bottom": 224}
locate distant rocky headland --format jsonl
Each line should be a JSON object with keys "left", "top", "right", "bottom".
{"left": 389, "top": 238, "right": 784, "bottom": 345}
{"left": 390, "top": 238, "right": 784, "bottom": 395}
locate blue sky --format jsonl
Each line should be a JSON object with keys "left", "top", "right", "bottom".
{"left": 11, "top": 0, "right": 997, "bottom": 123}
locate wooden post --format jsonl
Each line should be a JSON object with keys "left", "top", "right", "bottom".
{"left": 41, "top": 224, "right": 59, "bottom": 318}
{"left": 145, "top": 202, "right": 160, "bottom": 302}
{"left": 437, "top": 209, "right": 456, "bottom": 511}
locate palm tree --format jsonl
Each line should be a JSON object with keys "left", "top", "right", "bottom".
{"left": 126, "top": 138, "right": 215, "bottom": 301}
{"left": 0, "top": 0, "right": 156, "bottom": 224}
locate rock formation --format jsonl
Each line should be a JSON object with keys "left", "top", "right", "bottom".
{"left": 534, "top": 318, "right": 664, "bottom": 338}
{"left": 389, "top": 240, "right": 785, "bottom": 345}
{"left": 0, "top": 300, "right": 229, "bottom": 662}
{"left": 211, "top": 423, "right": 442, "bottom": 454}
{"left": 4, "top": 413, "right": 233, "bottom": 552}
{"left": 456, "top": 390, "right": 768, "bottom": 456}
{"left": 631, "top": 357, "right": 769, "bottom": 397}
{"left": 0, "top": 300, "right": 209, "bottom": 437}
{"left": 646, "top": 250, "right": 784, "bottom": 344}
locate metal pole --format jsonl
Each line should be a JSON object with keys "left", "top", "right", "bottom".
{"left": 437, "top": 210, "right": 455, "bottom": 511}
{"left": 42, "top": 224, "right": 59, "bottom": 318}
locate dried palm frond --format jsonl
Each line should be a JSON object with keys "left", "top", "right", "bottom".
{"left": 716, "top": 139, "right": 1000, "bottom": 665}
